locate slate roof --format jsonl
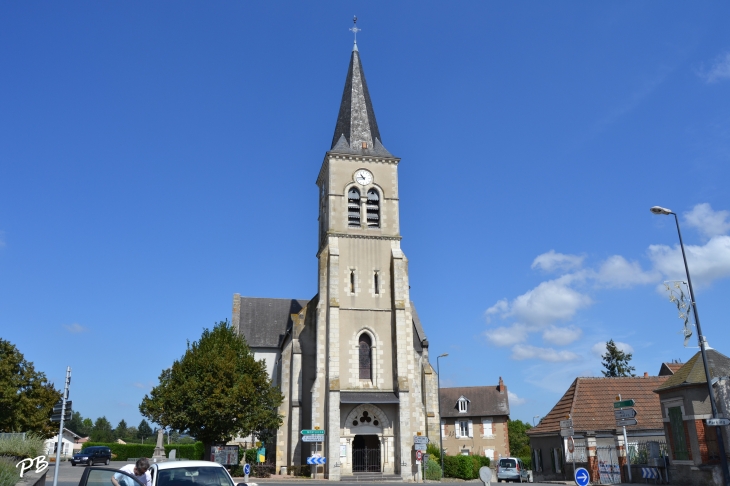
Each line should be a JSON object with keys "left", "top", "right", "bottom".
{"left": 527, "top": 376, "right": 669, "bottom": 436}
{"left": 237, "top": 297, "right": 308, "bottom": 348}
{"left": 329, "top": 44, "right": 393, "bottom": 158}
{"left": 655, "top": 349, "right": 730, "bottom": 392}
{"left": 440, "top": 385, "right": 510, "bottom": 418}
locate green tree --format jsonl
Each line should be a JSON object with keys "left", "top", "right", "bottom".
{"left": 115, "top": 419, "right": 128, "bottom": 440}
{"left": 90, "top": 416, "right": 114, "bottom": 442}
{"left": 0, "top": 338, "right": 61, "bottom": 437}
{"left": 66, "top": 411, "right": 89, "bottom": 437}
{"left": 507, "top": 419, "right": 532, "bottom": 457}
{"left": 139, "top": 321, "right": 283, "bottom": 453}
{"left": 138, "top": 419, "right": 153, "bottom": 442}
{"left": 601, "top": 339, "right": 636, "bottom": 377}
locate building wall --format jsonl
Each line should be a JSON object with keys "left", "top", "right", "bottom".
{"left": 440, "top": 415, "right": 509, "bottom": 459}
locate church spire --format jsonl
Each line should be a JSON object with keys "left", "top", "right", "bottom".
{"left": 330, "top": 22, "right": 392, "bottom": 157}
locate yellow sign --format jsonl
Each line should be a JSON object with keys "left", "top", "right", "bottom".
{"left": 314, "top": 426, "right": 320, "bottom": 430}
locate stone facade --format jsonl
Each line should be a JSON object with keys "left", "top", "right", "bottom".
{"left": 232, "top": 43, "right": 438, "bottom": 482}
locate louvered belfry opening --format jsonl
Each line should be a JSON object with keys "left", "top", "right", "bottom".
{"left": 366, "top": 189, "right": 380, "bottom": 227}
{"left": 359, "top": 333, "right": 372, "bottom": 380}
{"left": 348, "top": 187, "right": 361, "bottom": 227}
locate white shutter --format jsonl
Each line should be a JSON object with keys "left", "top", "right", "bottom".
{"left": 455, "top": 420, "right": 460, "bottom": 438}
{"left": 468, "top": 420, "right": 473, "bottom": 438}
{"left": 441, "top": 420, "right": 445, "bottom": 438}
{"left": 482, "top": 418, "right": 493, "bottom": 436}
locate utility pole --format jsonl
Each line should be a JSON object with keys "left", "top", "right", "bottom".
{"left": 52, "top": 367, "right": 71, "bottom": 486}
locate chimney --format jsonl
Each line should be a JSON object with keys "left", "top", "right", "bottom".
{"left": 498, "top": 376, "right": 505, "bottom": 394}
{"left": 644, "top": 372, "right": 649, "bottom": 377}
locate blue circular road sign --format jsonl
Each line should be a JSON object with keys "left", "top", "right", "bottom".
{"left": 574, "top": 467, "right": 590, "bottom": 486}
{"left": 243, "top": 464, "right": 251, "bottom": 476}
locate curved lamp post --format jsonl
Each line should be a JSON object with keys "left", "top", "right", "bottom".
{"left": 651, "top": 206, "right": 729, "bottom": 484}
{"left": 437, "top": 353, "right": 448, "bottom": 478}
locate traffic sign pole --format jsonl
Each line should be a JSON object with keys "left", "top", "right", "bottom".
{"left": 52, "top": 367, "right": 71, "bottom": 486}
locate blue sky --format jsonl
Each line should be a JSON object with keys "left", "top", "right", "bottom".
{"left": 2, "top": 2, "right": 730, "bottom": 431}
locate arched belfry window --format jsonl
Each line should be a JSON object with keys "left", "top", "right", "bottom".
{"left": 359, "top": 333, "right": 372, "bottom": 380}
{"left": 366, "top": 189, "right": 380, "bottom": 228}
{"left": 348, "top": 188, "right": 361, "bottom": 227}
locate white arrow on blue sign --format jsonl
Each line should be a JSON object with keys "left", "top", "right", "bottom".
{"left": 307, "top": 457, "right": 326, "bottom": 465}
{"left": 243, "top": 464, "right": 251, "bottom": 476}
{"left": 574, "top": 467, "right": 590, "bottom": 486}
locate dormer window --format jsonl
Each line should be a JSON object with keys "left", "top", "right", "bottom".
{"left": 457, "top": 396, "right": 469, "bottom": 413}
{"left": 348, "top": 188, "right": 361, "bottom": 227}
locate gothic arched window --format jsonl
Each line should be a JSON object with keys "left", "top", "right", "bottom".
{"left": 366, "top": 189, "right": 380, "bottom": 228}
{"left": 359, "top": 333, "right": 372, "bottom": 380}
{"left": 348, "top": 187, "right": 361, "bottom": 227}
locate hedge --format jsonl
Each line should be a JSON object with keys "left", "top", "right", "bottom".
{"left": 443, "top": 455, "right": 490, "bottom": 480}
{"left": 424, "top": 458, "right": 442, "bottom": 480}
{"left": 80, "top": 442, "right": 204, "bottom": 461}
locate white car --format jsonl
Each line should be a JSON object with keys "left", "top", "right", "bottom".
{"left": 79, "top": 461, "right": 244, "bottom": 486}
{"left": 496, "top": 457, "right": 530, "bottom": 483}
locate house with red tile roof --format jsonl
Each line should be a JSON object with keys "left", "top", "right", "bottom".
{"left": 527, "top": 372, "right": 669, "bottom": 483}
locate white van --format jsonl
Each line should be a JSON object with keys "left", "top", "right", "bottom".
{"left": 496, "top": 457, "right": 529, "bottom": 483}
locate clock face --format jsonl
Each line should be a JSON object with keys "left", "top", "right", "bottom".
{"left": 354, "top": 169, "right": 373, "bottom": 186}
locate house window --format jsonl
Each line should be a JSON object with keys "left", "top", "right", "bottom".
{"left": 350, "top": 270, "right": 356, "bottom": 294}
{"left": 485, "top": 449, "right": 495, "bottom": 460}
{"left": 668, "top": 406, "right": 689, "bottom": 460}
{"left": 348, "top": 187, "right": 361, "bottom": 227}
{"left": 459, "top": 420, "right": 470, "bottom": 437}
{"left": 703, "top": 422, "right": 720, "bottom": 462}
{"left": 533, "top": 449, "right": 543, "bottom": 472}
{"left": 458, "top": 397, "right": 468, "bottom": 413}
{"left": 366, "top": 189, "right": 380, "bottom": 228}
{"left": 482, "top": 418, "right": 493, "bottom": 436}
{"left": 374, "top": 271, "right": 379, "bottom": 295}
{"left": 358, "top": 334, "right": 372, "bottom": 380}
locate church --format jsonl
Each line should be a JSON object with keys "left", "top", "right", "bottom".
{"left": 231, "top": 37, "right": 440, "bottom": 481}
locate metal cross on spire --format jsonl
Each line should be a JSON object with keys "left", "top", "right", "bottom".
{"left": 349, "top": 16, "right": 361, "bottom": 44}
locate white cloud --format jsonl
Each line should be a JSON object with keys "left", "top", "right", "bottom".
{"left": 684, "top": 203, "right": 730, "bottom": 238}
{"left": 542, "top": 326, "right": 582, "bottom": 346}
{"left": 63, "top": 323, "right": 88, "bottom": 333}
{"left": 511, "top": 344, "right": 582, "bottom": 362}
{"left": 648, "top": 236, "right": 730, "bottom": 288}
{"left": 532, "top": 250, "right": 584, "bottom": 273}
{"left": 591, "top": 341, "right": 634, "bottom": 359}
{"left": 508, "top": 391, "right": 527, "bottom": 406}
{"left": 486, "top": 323, "right": 530, "bottom": 347}
{"left": 699, "top": 52, "right": 730, "bottom": 84}
{"left": 595, "top": 255, "right": 659, "bottom": 288}
{"left": 506, "top": 276, "right": 592, "bottom": 326}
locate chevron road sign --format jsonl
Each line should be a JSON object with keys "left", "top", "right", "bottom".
{"left": 641, "top": 468, "right": 659, "bottom": 479}
{"left": 307, "top": 457, "right": 326, "bottom": 465}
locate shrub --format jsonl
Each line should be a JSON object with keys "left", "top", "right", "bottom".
{"left": 424, "top": 458, "right": 442, "bottom": 480}
{"left": 0, "top": 434, "right": 45, "bottom": 460}
{"left": 0, "top": 457, "right": 20, "bottom": 486}
{"left": 244, "top": 449, "right": 256, "bottom": 464}
{"left": 518, "top": 455, "right": 531, "bottom": 470}
{"left": 426, "top": 443, "right": 441, "bottom": 458}
{"left": 287, "top": 465, "right": 310, "bottom": 476}
{"left": 251, "top": 463, "right": 274, "bottom": 478}
{"left": 443, "top": 455, "right": 475, "bottom": 480}
{"left": 80, "top": 442, "right": 204, "bottom": 461}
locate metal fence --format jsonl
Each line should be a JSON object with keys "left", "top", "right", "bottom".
{"left": 566, "top": 439, "right": 587, "bottom": 463}
{"left": 627, "top": 440, "right": 668, "bottom": 465}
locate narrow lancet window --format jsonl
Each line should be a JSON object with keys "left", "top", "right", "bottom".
{"left": 374, "top": 271, "right": 379, "bottom": 295}
{"left": 348, "top": 187, "right": 361, "bottom": 227}
{"left": 366, "top": 189, "right": 380, "bottom": 228}
{"left": 350, "top": 270, "right": 356, "bottom": 294}
{"left": 359, "top": 333, "right": 372, "bottom": 380}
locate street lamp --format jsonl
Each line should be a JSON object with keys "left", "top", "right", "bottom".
{"left": 437, "top": 353, "right": 448, "bottom": 478}
{"left": 651, "top": 205, "right": 730, "bottom": 484}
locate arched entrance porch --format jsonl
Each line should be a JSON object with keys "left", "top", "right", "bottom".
{"left": 352, "top": 434, "right": 381, "bottom": 472}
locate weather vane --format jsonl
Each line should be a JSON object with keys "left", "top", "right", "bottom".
{"left": 349, "top": 16, "right": 361, "bottom": 43}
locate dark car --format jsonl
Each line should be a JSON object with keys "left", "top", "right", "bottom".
{"left": 71, "top": 446, "right": 112, "bottom": 466}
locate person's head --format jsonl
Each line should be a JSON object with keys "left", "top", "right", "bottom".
{"left": 134, "top": 458, "right": 150, "bottom": 475}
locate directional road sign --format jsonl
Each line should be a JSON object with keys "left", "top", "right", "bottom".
{"left": 574, "top": 467, "right": 590, "bottom": 486}
{"left": 307, "top": 457, "right": 326, "bottom": 465}
{"left": 614, "top": 399, "right": 636, "bottom": 409}
{"left": 560, "top": 428, "right": 574, "bottom": 437}
{"left": 302, "top": 435, "right": 324, "bottom": 442}
{"left": 413, "top": 436, "right": 429, "bottom": 444}
{"left": 53, "top": 401, "right": 72, "bottom": 413}
{"left": 616, "top": 418, "right": 638, "bottom": 427}
{"left": 707, "top": 418, "right": 730, "bottom": 426}
{"left": 614, "top": 408, "right": 637, "bottom": 420}
{"left": 560, "top": 419, "right": 573, "bottom": 429}
{"left": 302, "top": 429, "right": 325, "bottom": 435}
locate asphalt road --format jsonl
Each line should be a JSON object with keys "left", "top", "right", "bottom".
{"left": 45, "top": 461, "right": 564, "bottom": 486}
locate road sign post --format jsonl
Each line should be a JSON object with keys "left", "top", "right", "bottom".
{"left": 574, "top": 467, "right": 590, "bottom": 486}
{"left": 52, "top": 367, "right": 71, "bottom": 486}
{"left": 243, "top": 463, "right": 250, "bottom": 482}
{"left": 614, "top": 396, "right": 634, "bottom": 483}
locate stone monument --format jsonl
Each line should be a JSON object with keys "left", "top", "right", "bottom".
{"left": 152, "top": 429, "right": 166, "bottom": 461}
